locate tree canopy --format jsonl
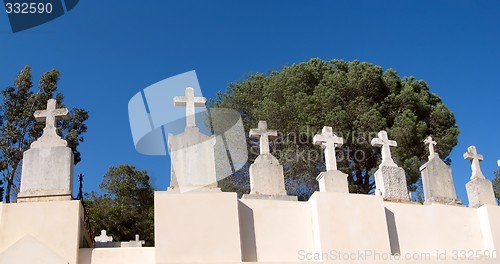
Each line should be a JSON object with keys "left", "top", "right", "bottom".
{"left": 213, "top": 58, "right": 459, "bottom": 200}
{"left": 86, "top": 164, "right": 155, "bottom": 246}
{"left": 493, "top": 169, "right": 500, "bottom": 203}
{"left": 0, "top": 65, "right": 89, "bottom": 202}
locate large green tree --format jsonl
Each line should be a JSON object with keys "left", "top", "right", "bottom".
{"left": 213, "top": 59, "right": 459, "bottom": 200}
{"left": 86, "top": 165, "right": 155, "bottom": 246}
{"left": 0, "top": 65, "right": 89, "bottom": 202}
{"left": 493, "top": 168, "right": 500, "bottom": 202}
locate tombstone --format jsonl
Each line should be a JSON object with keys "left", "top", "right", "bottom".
{"left": 120, "top": 234, "right": 146, "bottom": 247}
{"left": 313, "top": 126, "right": 348, "bottom": 193}
{"left": 419, "top": 136, "right": 461, "bottom": 205}
{"left": 242, "top": 121, "right": 296, "bottom": 201}
{"left": 95, "top": 230, "right": 113, "bottom": 243}
{"left": 167, "top": 87, "right": 219, "bottom": 193}
{"left": 94, "top": 230, "right": 117, "bottom": 248}
{"left": 464, "top": 146, "right": 497, "bottom": 208}
{"left": 371, "top": 130, "right": 410, "bottom": 201}
{"left": 17, "top": 99, "right": 74, "bottom": 202}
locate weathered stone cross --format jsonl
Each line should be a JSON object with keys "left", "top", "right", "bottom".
{"left": 250, "top": 121, "right": 277, "bottom": 155}
{"left": 173, "top": 87, "right": 206, "bottom": 128}
{"left": 313, "top": 126, "right": 343, "bottom": 171}
{"left": 34, "top": 99, "right": 69, "bottom": 135}
{"left": 463, "top": 145, "right": 485, "bottom": 180}
{"left": 371, "top": 130, "right": 398, "bottom": 167}
{"left": 424, "top": 136, "right": 437, "bottom": 159}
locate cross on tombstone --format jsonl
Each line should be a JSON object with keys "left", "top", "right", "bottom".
{"left": 463, "top": 145, "right": 485, "bottom": 180}
{"left": 424, "top": 136, "right": 437, "bottom": 159}
{"left": 132, "top": 234, "right": 145, "bottom": 245}
{"left": 249, "top": 121, "right": 277, "bottom": 155}
{"left": 173, "top": 87, "right": 206, "bottom": 128}
{"left": 34, "top": 99, "right": 70, "bottom": 135}
{"left": 95, "top": 230, "right": 113, "bottom": 243}
{"left": 313, "top": 126, "right": 343, "bottom": 171}
{"left": 371, "top": 130, "right": 398, "bottom": 167}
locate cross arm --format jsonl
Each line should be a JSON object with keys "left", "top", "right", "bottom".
{"left": 193, "top": 97, "right": 207, "bottom": 106}
{"left": 173, "top": 96, "right": 187, "bottom": 106}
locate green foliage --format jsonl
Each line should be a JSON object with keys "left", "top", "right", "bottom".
{"left": 213, "top": 59, "right": 459, "bottom": 200}
{"left": 0, "top": 65, "right": 89, "bottom": 202}
{"left": 493, "top": 169, "right": 500, "bottom": 202}
{"left": 86, "top": 165, "right": 155, "bottom": 246}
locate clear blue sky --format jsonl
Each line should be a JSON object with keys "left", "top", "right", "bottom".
{"left": 1, "top": 1, "right": 499, "bottom": 205}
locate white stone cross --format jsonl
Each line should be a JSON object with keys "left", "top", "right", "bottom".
{"left": 132, "top": 234, "right": 145, "bottom": 245}
{"left": 34, "top": 99, "right": 70, "bottom": 135}
{"left": 173, "top": 87, "right": 207, "bottom": 128}
{"left": 463, "top": 145, "right": 485, "bottom": 180}
{"left": 424, "top": 136, "right": 437, "bottom": 159}
{"left": 250, "top": 121, "right": 277, "bottom": 155}
{"left": 371, "top": 130, "right": 398, "bottom": 167}
{"left": 313, "top": 126, "right": 343, "bottom": 171}
{"left": 95, "top": 230, "right": 113, "bottom": 243}
{"left": 497, "top": 160, "right": 500, "bottom": 167}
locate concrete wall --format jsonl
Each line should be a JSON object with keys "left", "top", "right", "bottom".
{"left": 239, "top": 198, "right": 315, "bottom": 262}
{"left": 1, "top": 193, "right": 500, "bottom": 263}
{"left": 384, "top": 202, "right": 484, "bottom": 256}
{"left": 79, "top": 248, "right": 155, "bottom": 264}
{"left": 0, "top": 200, "right": 82, "bottom": 264}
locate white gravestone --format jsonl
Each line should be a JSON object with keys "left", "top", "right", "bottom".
{"left": 420, "top": 136, "right": 461, "bottom": 205}
{"left": 242, "top": 121, "right": 296, "bottom": 201}
{"left": 17, "top": 99, "right": 74, "bottom": 202}
{"left": 464, "top": 146, "right": 497, "bottom": 208}
{"left": 313, "top": 126, "right": 348, "bottom": 193}
{"left": 95, "top": 231, "right": 145, "bottom": 248}
{"left": 95, "top": 230, "right": 113, "bottom": 243}
{"left": 94, "top": 230, "right": 114, "bottom": 248}
{"left": 167, "top": 87, "right": 219, "bottom": 193}
{"left": 371, "top": 130, "right": 410, "bottom": 201}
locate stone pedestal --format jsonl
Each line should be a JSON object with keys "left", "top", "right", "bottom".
{"left": 242, "top": 154, "right": 296, "bottom": 201}
{"left": 316, "top": 170, "right": 348, "bottom": 193}
{"left": 154, "top": 191, "right": 242, "bottom": 263}
{"left": 168, "top": 127, "right": 220, "bottom": 193}
{"left": 374, "top": 165, "right": 410, "bottom": 201}
{"left": 0, "top": 200, "right": 85, "bottom": 264}
{"left": 309, "top": 192, "right": 392, "bottom": 255}
{"left": 420, "top": 155, "right": 461, "bottom": 205}
{"left": 466, "top": 177, "right": 497, "bottom": 208}
{"left": 17, "top": 146, "right": 74, "bottom": 202}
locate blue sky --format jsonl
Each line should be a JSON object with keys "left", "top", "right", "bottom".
{"left": 0, "top": 1, "right": 499, "bottom": 204}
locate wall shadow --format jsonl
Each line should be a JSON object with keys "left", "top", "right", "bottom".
{"left": 238, "top": 201, "right": 257, "bottom": 261}
{"left": 385, "top": 208, "right": 401, "bottom": 255}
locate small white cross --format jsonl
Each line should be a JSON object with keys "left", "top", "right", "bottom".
{"left": 34, "top": 99, "right": 69, "bottom": 134}
{"left": 371, "top": 130, "right": 398, "bottom": 167}
{"left": 173, "top": 87, "right": 206, "bottom": 128}
{"left": 424, "top": 136, "right": 437, "bottom": 160}
{"left": 313, "top": 126, "right": 343, "bottom": 171}
{"left": 133, "top": 234, "right": 145, "bottom": 245}
{"left": 463, "top": 145, "right": 485, "bottom": 180}
{"left": 95, "top": 230, "right": 113, "bottom": 243}
{"left": 497, "top": 160, "right": 500, "bottom": 167}
{"left": 249, "top": 121, "right": 277, "bottom": 155}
